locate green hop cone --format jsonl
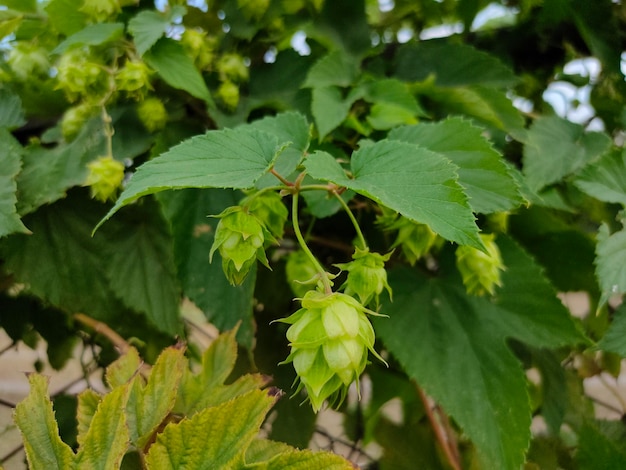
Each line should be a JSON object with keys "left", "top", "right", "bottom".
{"left": 455, "top": 233, "right": 505, "bottom": 296}
{"left": 336, "top": 248, "right": 392, "bottom": 306}
{"left": 285, "top": 250, "right": 321, "bottom": 298}
{"left": 217, "top": 53, "right": 249, "bottom": 83}
{"left": 181, "top": 29, "right": 215, "bottom": 70}
{"left": 241, "top": 191, "right": 288, "bottom": 240}
{"left": 61, "top": 103, "right": 96, "bottom": 141}
{"left": 378, "top": 209, "right": 440, "bottom": 265}
{"left": 56, "top": 49, "right": 108, "bottom": 102}
{"left": 216, "top": 80, "right": 240, "bottom": 111}
{"left": 7, "top": 42, "right": 50, "bottom": 81}
{"left": 137, "top": 97, "right": 167, "bottom": 132}
{"left": 278, "top": 291, "right": 386, "bottom": 412}
{"left": 209, "top": 207, "right": 272, "bottom": 285}
{"left": 80, "top": 0, "right": 120, "bottom": 22}
{"left": 115, "top": 61, "right": 152, "bottom": 98}
{"left": 84, "top": 156, "right": 125, "bottom": 202}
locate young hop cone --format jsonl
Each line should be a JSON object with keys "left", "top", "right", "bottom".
{"left": 277, "top": 291, "right": 386, "bottom": 412}
{"left": 285, "top": 250, "right": 320, "bottom": 298}
{"left": 209, "top": 206, "right": 272, "bottom": 285}
{"left": 377, "top": 208, "right": 439, "bottom": 265}
{"left": 335, "top": 248, "right": 392, "bottom": 306}
{"left": 240, "top": 191, "right": 288, "bottom": 240}
{"left": 455, "top": 233, "right": 505, "bottom": 296}
{"left": 84, "top": 156, "right": 125, "bottom": 202}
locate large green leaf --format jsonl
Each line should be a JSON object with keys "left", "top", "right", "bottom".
{"left": 574, "top": 149, "right": 626, "bottom": 206}
{"left": 314, "top": 0, "right": 371, "bottom": 57}
{"left": 98, "top": 127, "right": 284, "bottom": 229}
{"left": 374, "top": 238, "right": 583, "bottom": 470}
{"left": 311, "top": 86, "right": 354, "bottom": 139}
{"left": 595, "top": 224, "right": 626, "bottom": 304}
{"left": 389, "top": 117, "right": 523, "bottom": 214}
{"left": 103, "top": 199, "right": 181, "bottom": 335}
{"left": 395, "top": 41, "right": 518, "bottom": 88}
{"left": 128, "top": 6, "right": 186, "bottom": 56}
{"left": 245, "top": 443, "right": 354, "bottom": 469}
{"left": 14, "top": 374, "right": 75, "bottom": 470}
{"left": 2, "top": 196, "right": 122, "bottom": 320}
{"left": 0, "top": 128, "right": 29, "bottom": 237}
{"left": 158, "top": 189, "right": 257, "bottom": 347}
{"left": 145, "top": 390, "right": 277, "bottom": 470}
{"left": 303, "top": 50, "right": 359, "bottom": 88}
{"left": 74, "top": 384, "right": 130, "bottom": 470}
{"left": 304, "top": 141, "right": 483, "bottom": 249}
{"left": 44, "top": 0, "right": 87, "bottom": 35}
{"left": 0, "top": 89, "right": 26, "bottom": 129}
{"left": 144, "top": 38, "right": 212, "bottom": 104}
{"left": 52, "top": 22, "right": 124, "bottom": 54}
{"left": 576, "top": 423, "right": 626, "bottom": 470}
{"left": 523, "top": 116, "right": 611, "bottom": 191}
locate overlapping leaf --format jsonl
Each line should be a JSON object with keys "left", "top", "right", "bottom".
{"left": 390, "top": 117, "right": 523, "bottom": 214}
{"left": 595, "top": 224, "right": 626, "bottom": 304}
{"left": 0, "top": 129, "right": 29, "bottom": 237}
{"left": 374, "top": 238, "right": 583, "bottom": 470}
{"left": 129, "top": 6, "right": 186, "bottom": 56}
{"left": 574, "top": 149, "right": 626, "bottom": 206}
{"left": 304, "top": 141, "right": 483, "bottom": 248}
{"left": 52, "top": 22, "right": 124, "bottom": 54}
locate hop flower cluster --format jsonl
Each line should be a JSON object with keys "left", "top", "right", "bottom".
{"left": 278, "top": 291, "right": 386, "bottom": 412}
{"left": 84, "top": 156, "right": 125, "bottom": 202}
{"left": 336, "top": 248, "right": 392, "bottom": 306}
{"left": 455, "top": 233, "right": 505, "bottom": 296}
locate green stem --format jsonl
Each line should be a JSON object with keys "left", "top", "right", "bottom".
{"left": 333, "top": 192, "right": 367, "bottom": 251}
{"left": 101, "top": 107, "right": 114, "bottom": 158}
{"left": 291, "top": 193, "right": 333, "bottom": 295}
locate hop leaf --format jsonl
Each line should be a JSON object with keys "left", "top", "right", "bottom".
{"left": 137, "top": 97, "right": 168, "bottom": 132}
{"left": 277, "top": 291, "right": 386, "bottom": 412}
{"left": 336, "top": 248, "right": 392, "bottom": 306}
{"left": 241, "top": 191, "right": 288, "bottom": 239}
{"left": 455, "top": 233, "right": 505, "bottom": 296}
{"left": 209, "top": 206, "right": 271, "bottom": 285}
{"left": 85, "top": 156, "right": 126, "bottom": 202}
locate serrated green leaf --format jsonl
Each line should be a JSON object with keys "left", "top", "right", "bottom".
{"left": 533, "top": 349, "right": 568, "bottom": 435}
{"left": 367, "top": 103, "right": 418, "bottom": 130}
{"left": 126, "top": 347, "right": 185, "bottom": 449}
{"left": 74, "top": 384, "right": 130, "bottom": 470}
{"left": 598, "top": 303, "right": 626, "bottom": 357}
{"left": 52, "top": 23, "right": 124, "bottom": 54}
{"left": 129, "top": 7, "right": 186, "bottom": 56}
{"left": 314, "top": 0, "right": 370, "bottom": 57}
{"left": 396, "top": 41, "right": 518, "bottom": 88}
{"left": 303, "top": 50, "right": 359, "bottom": 88}
{"left": 76, "top": 389, "right": 101, "bottom": 447}
{"left": 0, "top": 89, "right": 26, "bottom": 129}
{"left": 14, "top": 374, "right": 75, "bottom": 470}
{"left": 2, "top": 196, "right": 122, "bottom": 320}
{"left": 98, "top": 127, "right": 283, "bottom": 228}
{"left": 361, "top": 78, "right": 426, "bottom": 116}
{"left": 576, "top": 423, "right": 626, "bottom": 470}
{"left": 105, "top": 347, "right": 142, "bottom": 389}
{"left": 145, "top": 390, "right": 277, "bottom": 470}
{"left": 595, "top": 224, "right": 626, "bottom": 304}
{"left": 244, "top": 439, "right": 293, "bottom": 465}
{"left": 44, "top": 0, "right": 87, "bottom": 35}
{"left": 144, "top": 38, "right": 212, "bottom": 104}
{"left": 158, "top": 189, "right": 257, "bottom": 348}
{"left": 574, "top": 149, "right": 626, "bottom": 206}
{"left": 523, "top": 116, "right": 611, "bottom": 191}
{"left": 103, "top": 199, "right": 181, "bottom": 335}
{"left": 245, "top": 442, "right": 354, "bottom": 469}
{"left": 311, "top": 86, "right": 354, "bottom": 139}
{"left": 304, "top": 142, "right": 483, "bottom": 249}
{"left": 389, "top": 117, "right": 523, "bottom": 214}
{"left": 0, "top": 128, "right": 29, "bottom": 237}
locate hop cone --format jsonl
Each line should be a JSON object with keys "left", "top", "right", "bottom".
{"left": 84, "top": 156, "right": 125, "bottom": 202}
{"left": 455, "top": 233, "right": 505, "bottom": 296}
{"left": 278, "top": 291, "right": 385, "bottom": 412}
{"left": 241, "top": 191, "right": 288, "bottom": 240}
{"left": 336, "top": 248, "right": 392, "bottom": 306}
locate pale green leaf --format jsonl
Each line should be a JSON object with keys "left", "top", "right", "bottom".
{"left": 52, "top": 23, "right": 124, "bottom": 54}
{"left": 389, "top": 117, "right": 523, "bottom": 213}
{"left": 244, "top": 439, "right": 293, "bottom": 465}
{"left": 0, "top": 89, "right": 26, "bottom": 129}
{"left": 74, "top": 384, "right": 130, "bottom": 470}
{"left": 103, "top": 199, "right": 182, "bottom": 335}
{"left": 361, "top": 78, "right": 426, "bottom": 116}
{"left": 128, "top": 7, "right": 187, "bottom": 56}
{"left": 367, "top": 103, "right": 418, "bottom": 130}
{"left": 0, "top": 11, "right": 22, "bottom": 41}
{"left": 311, "top": 86, "right": 354, "bottom": 139}
{"left": 105, "top": 347, "right": 142, "bottom": 389}
{"left": 303, "top": 50, "right": 359, "bottom": 88}
{"left": 245, "top": 442, "right": 354, "bottom": 469}
{"left": 127, "top": 347, "right": 185, "bottom": 448}
{"left": 523, "top": 116, "right": 611, "bottom": 191}
{"left": 0, "top": 128, "right": 29, "bottom": 237}
{"left": 145, "top": 390, "right": 277, "bottom": 470}
{"left": 576, "top": 423, "right": 626, "bottom": 470}
{"left": 76, "top": 389, "right": 101, "bottom": 447}
{"left": 158, "top": 189, "right": 257, "bottom": 348}
{"left": 44, "top": 0, "right": 87, "bottom": 35}
{"left": 598, "top": 303, "right": 626, "bottom": 357}
{"left": 395, "top": 41, "right": 518, "bottom": 88}
{"left": 574, "top": 149, "right": 626, "bottom": 206}
{"left": 98, "top": 127, "right": 283, "bottom": 229}
{"left": 144, "top": 38, "right": 212, "bottom": 104}
{"left": 304, "top": 142, "right": 483, "bottom": 249}
{"left": 14, "top": 374, "right": 75, "bottom": 470}
{"left": 595, "top": 224, "right": 626, "bottom": 304}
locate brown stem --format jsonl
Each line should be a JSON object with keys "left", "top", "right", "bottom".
{"left": 270, "top": 168, "right": 293, "bottom": 186}
{"left": 416, "top": 384, "right": 461, "bottom": 470}
{"left": 74, "top": 313, "right": 131, "bottom": 354}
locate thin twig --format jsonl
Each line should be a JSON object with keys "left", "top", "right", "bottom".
{"left": 0, "top": 444, "right": 24, "bottom": 464}
{"left": 314, "top": 426, "right": 376, "bottom": 463}
{"left": 73, "top": 313, "right": 132, "bottom": 355}
{"left": 0, "top": 397, "right": 15, "bottom": 408}
{"left": 416, "top": 385, "right": 461, "bottom": 470}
